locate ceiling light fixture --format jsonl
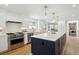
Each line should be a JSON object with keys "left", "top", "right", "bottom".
{"left": 52, "top": 12, "right": 56, "bottom": 20}
{"left": 72, "top": 14, "right": 75, "bottom": 17}
{"left": 44, "top": 5, "right": 58, "bottom": 21}
{"left": 72, "top": 4, "right": 76, "bottom": 7}
{"left": 4, "top": 4, "right": 8, "bottom": 6}
{"left": 52, "top": 12, "right": 55, "bottom": 15}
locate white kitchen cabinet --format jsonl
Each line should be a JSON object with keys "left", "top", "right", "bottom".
{"left": 77, "top": 22, "right": 79, "bottom": 36}
{"left": 24, "top": 33, "right": 28, "bottom": 44}
{"left": 0, "top": 35, "right": 8, "bottom": 52}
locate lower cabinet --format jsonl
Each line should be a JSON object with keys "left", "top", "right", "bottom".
{"left": 24, "top": 33, "right": 34, "bottom": 44}
{"left": 31, "top": 38, "right": 55, "bottom": 55}
{"left": 24, "top": 33, "right": 28, "bottom": 44}
{"left": 0, "top": 35, "right": 8, "bottom": 53}
{"left": 31, "top": 33, "right": 66, "bottom": 55}
{"left": 27, "top": 33, "right": 34, "bottom": 43}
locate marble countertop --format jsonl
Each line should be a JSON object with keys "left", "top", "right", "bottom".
{"left": 31, "top": 32, "right": 66, "bottom": 41}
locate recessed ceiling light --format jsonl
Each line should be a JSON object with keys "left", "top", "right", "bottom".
{"left": 72, "top": 14, "right": 75, "bottom": 17}
{"left": 72, "top": 4, "right": 76, "bottom": 7}
{"left": 4, "top": 4, "right": 8, "bottom": 6}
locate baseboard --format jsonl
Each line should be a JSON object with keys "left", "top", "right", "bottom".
{"left": 0, "top": 50, "right": 8, "bottom": 55}
{"left": 27, "top": 42, "right": 31, "bottom": 45}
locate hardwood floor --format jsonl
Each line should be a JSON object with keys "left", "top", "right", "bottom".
{"left": 1, "top": 36, "right": 79, "bottom": 55}
{"left": 2, "top": 44, "right": 31, "bottom": 55}
{"left": 63, "top": 36, "right": 79, "bottom": 55}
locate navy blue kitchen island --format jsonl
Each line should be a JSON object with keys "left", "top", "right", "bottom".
{"left": 31, "top": 32, "right": 66, "bottom": 55}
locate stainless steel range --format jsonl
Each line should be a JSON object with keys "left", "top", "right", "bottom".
{"left": 7, "top": 32, "right": 24, "bottom": 51}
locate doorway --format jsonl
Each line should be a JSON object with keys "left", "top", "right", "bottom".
{"left": 69, "top": 23, "right": 76, "bottom": 36}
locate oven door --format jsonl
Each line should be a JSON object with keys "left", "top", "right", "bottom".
{"left": 10, "top": 37, "right": 24, "bottom": 45}
{"left": 8, "top": 37, "right": 24, "bottom": 50}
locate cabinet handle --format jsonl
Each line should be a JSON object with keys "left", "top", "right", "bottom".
{"left": 42, "top": 42, "right": 44, "bottom": 45}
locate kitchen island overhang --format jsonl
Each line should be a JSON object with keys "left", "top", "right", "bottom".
{"left": 31, "top": 32, "right": 66, "bottom": 55}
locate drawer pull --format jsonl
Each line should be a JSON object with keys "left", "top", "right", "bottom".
{"left": 42, "top": 42, "right": 44, "bottom": 45}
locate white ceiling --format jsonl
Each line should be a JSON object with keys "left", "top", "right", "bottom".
{"left": 0, "top": 4, "right": 79, "bottom": 20}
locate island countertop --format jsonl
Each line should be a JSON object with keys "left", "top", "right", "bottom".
{"left": 31, "top": 32, "right": 66, "bottom": 41}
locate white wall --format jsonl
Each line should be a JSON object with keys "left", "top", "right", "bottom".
{"left": 58, "top": 20, "right": 66, "bottom": 33}
{"left": 0, "top": 10, "right": 6, "bottom": 35}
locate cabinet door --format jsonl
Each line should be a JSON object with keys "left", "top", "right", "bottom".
{"left": 59, "top": 35, "right": 63, "bottom": 54}
{"left": 45, "top": 40, "right": 55, "bottom": 55}
{"left": 31, "top": 38, "right": 55, "bottom": 55}
{"left": 0, "top": 36, "right": 8, "bottom": 52}
{"left": 28, "top": 33, "right": 33, "bottom": 43}
{"left": 24, "top": 34, "right": 28, "bottom": 44}
{"left": 59, "top": 33, "right": 66, "bottom": 54}
{"left": 55, "top": 39, "right": 61, "bottom": 55}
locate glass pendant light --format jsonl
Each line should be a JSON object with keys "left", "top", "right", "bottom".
{"left": 44, "top": 5, "right": 47, "bottom": 16}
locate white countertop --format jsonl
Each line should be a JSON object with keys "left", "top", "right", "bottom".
{"left": 31, "top": 32, "right": 66, "bottom": 41}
